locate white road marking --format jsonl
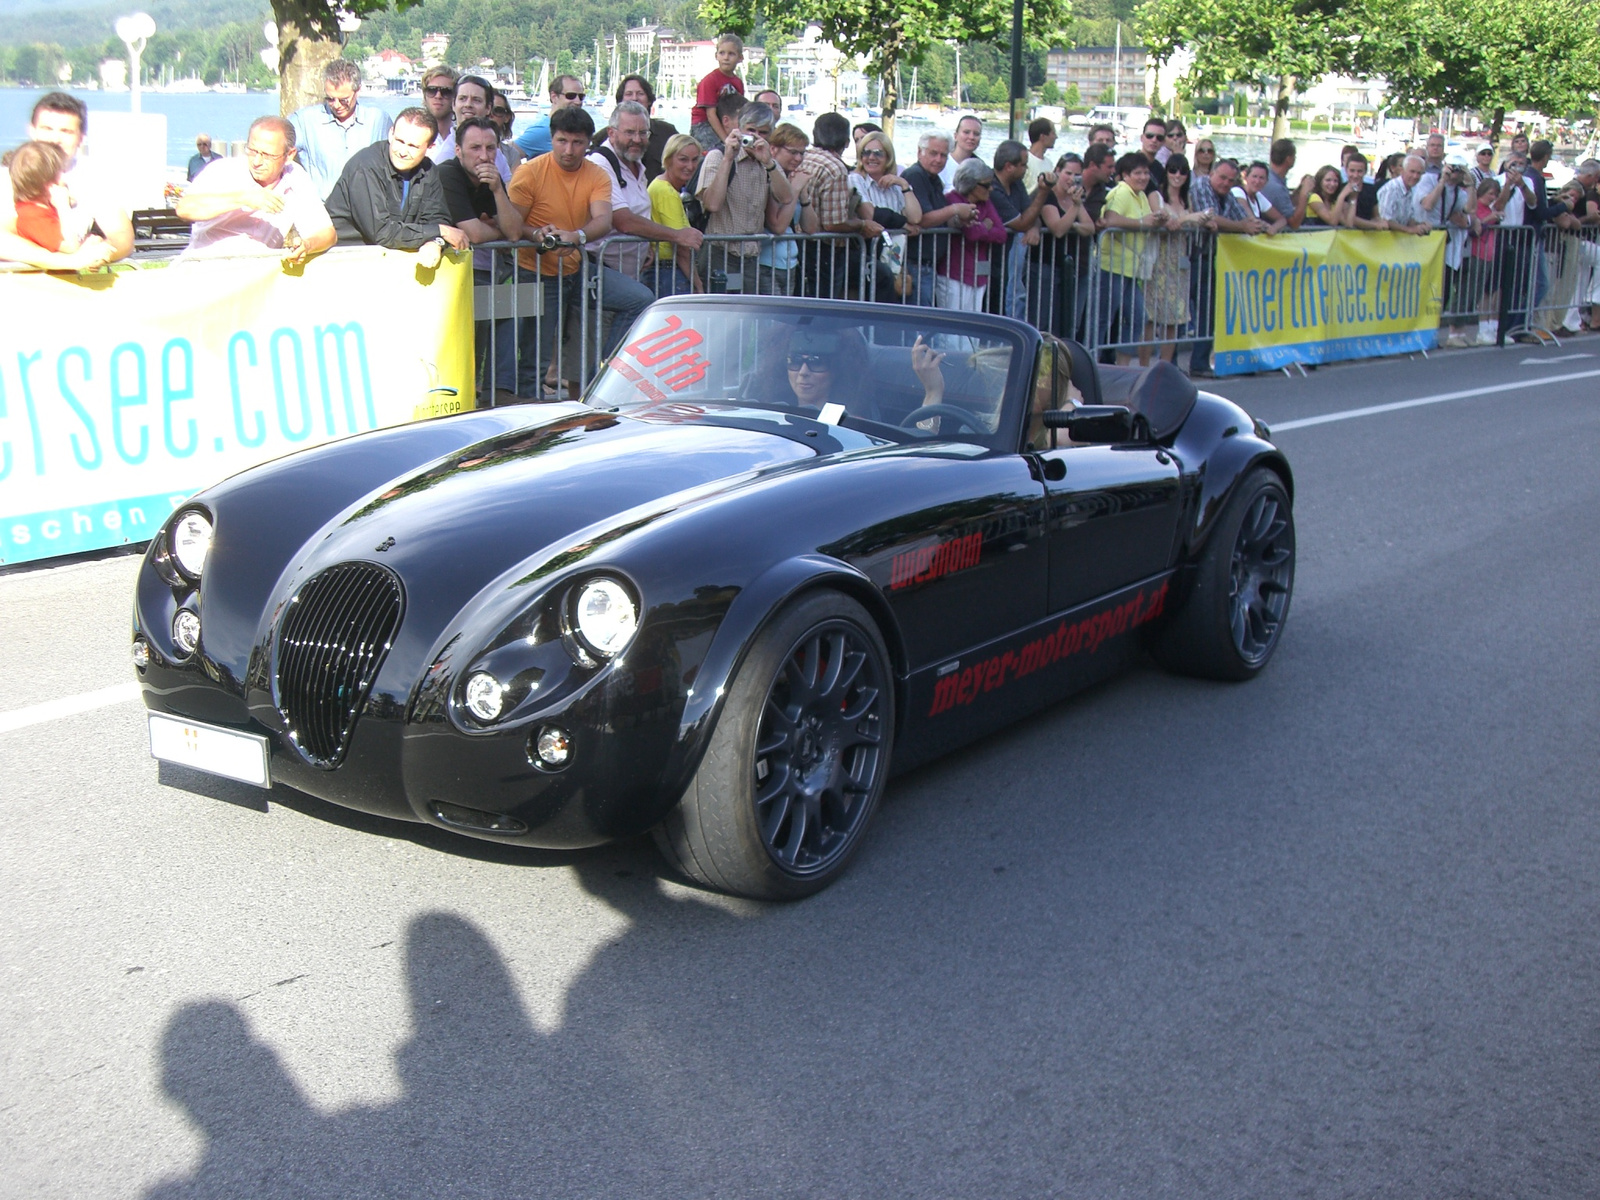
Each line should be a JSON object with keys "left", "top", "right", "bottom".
{"left": 0, "top": 682, "right": 141, "bottom": 735}
{"left": 1520, "top": 353, "right": 1593, "bottom": 364}
{"left": 1271, "top": 369, "right": 1600, "bottom": 432}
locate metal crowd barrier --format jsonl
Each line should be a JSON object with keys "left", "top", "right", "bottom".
{"left": 468, "top": 222, "right": 1600, "bottom": 403}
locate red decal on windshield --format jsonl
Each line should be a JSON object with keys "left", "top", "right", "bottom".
{"left": 611, "top": 358, "right": 668, "bottom": 401}
{"left": 889, "top": 531, "right": 983, "bottom": 590}
{"left": 624, "top": 316, "right": 705, "bottom": 366}
{"left": 927, "top": 581, "right": 1169, "bottom": 716}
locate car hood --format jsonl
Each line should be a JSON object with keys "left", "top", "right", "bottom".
{"left": 273, "top": 408, "right": 816, "bottom": 653}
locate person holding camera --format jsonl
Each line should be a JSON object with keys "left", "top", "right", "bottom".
{"left": 697, "top": 100, "right": 795, "bottom": 295}
{"left": 1423, "top": 153, "right": 1478, "bottom": 346}
{"left": 1037, "top": 154, "right": 1097, "bottom": 337}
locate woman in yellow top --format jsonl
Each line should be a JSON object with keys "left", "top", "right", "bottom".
{"left": 646, "top": 134, "right": 703, "bottom": 295}
{"left": 1290, "top": 165, "right": 1347, "bottom": 229}
{"left": 1095, "top": 152, "right": 1167, "bottom": 365}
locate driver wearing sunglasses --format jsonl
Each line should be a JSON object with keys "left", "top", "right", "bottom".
{"left": 766, "top": 328, "right": 950, "bottom": 422}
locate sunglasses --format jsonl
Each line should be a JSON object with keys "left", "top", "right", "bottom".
{"left": 786, "top": 353, "right": 832, "bottom": 370}
{"left": 424, "top": 85, "right": 455, "bottom": 98}
{"left": 1169, "top": 165, "right": 1189, "bottom": 174}
{"left": 859, "top": 149, "right": 886, "bottom": 159}
{"left": 561, "top": 91, "right": 586, "bottom": 101}
{"left": 493, "top": 109, "right": 512, "bottom": 119}
{"left": 1144, "top": 131, "right": 1166, "bottom": 140}
{"left": 1477, "top": 149, "right": 1492, "bottom": 155}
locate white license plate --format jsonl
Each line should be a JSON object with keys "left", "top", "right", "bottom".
{"left": 148, "top": 713, "right": 272, "bottom": 788}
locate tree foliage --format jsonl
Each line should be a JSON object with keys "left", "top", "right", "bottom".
{"left": 1352, "top": 0, "right": 1600, "bottom": 132}
{"left": 699, "top": 0, "right": 1072, "bottom": 126}
{"left": 1137, "top": 0, "right": 1356, "bottom": 136}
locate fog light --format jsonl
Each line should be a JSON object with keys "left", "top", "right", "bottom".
{"left": 172, "top": 610, "right": 200, "bottom": 655}
{"left": 464, "top": 672, "right": 504, "bottom": 722}
{"left": 132, "top": 638, "right": 150, "bottom": 669}
{"left": 534, "top": 726, "right": 571, "bottom": 767}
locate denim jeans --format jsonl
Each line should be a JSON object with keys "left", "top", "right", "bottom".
{"left": 1003, "top": 237, "right": 1029, "bottom": 320}
{"left": 643, "top": 261, "right": 695, "bottom": 297}
{"left": 1095, "top": 269, "right": 1146, "bottom": 351}
{"left": 515, "top": 270, "right": 578, "bottom": 397}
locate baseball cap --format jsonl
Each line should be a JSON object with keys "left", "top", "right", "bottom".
{"left": 1476, "top": 143, "right": 1494, "bottom": 156}
{"left": 1444, "top": 153, "right": 1470, "bottom": 168}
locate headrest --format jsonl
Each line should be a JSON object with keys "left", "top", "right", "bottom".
{"left": 1127, "top": 360, "right": 1198, "bottom": 440}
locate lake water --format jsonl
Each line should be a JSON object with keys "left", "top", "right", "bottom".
{"left": 0, "top": 85, "right": 1291, "bottom": 177}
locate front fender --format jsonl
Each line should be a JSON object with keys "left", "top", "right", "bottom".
{"left": 654, "top": 554, "right": 907, "bottom": 811}
{"left": 1174, "top": 391, "right": 1293, "bottom": 560}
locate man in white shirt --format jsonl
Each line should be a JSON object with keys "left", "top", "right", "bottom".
{"left": 589, "top": 101, "right": 702, "bottom": 284}
{"left": 0, "top": 92, "right": 132, "bottom": 268}
{"left": 1023, "top": 117, "right": 1056, "bottom": 191}
{"left": 429, "top": 75, "right": 509, "bottom": 177}
{"left": 1377, "top": 155, "right": 1432, "bottom": 234}
{"left": 177, "top": 116, "right": 335, "bottom": 262}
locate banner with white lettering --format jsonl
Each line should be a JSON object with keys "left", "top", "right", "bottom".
{"left": 1212, "top": 230, "right": 1445, "bottom": 375}
{"left": 0, "top": 247, "right": 473, "bottom": 565}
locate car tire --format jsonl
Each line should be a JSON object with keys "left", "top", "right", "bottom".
{"left": 1148, "top": 467, "right": 1294, "bottom": 681}
{"left": 654, "top": 590, "right": 894, "bottom": 900}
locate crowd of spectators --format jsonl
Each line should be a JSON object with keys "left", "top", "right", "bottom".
{"left": 5, "top": 57, "right": 1600, "bottom": 393}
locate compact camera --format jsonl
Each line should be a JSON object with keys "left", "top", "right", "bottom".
{"left": 535, "top": 233, "right": 568, "bottom": 252}
{"left": 740, "top": 133, "right": 757, "bottom": 147}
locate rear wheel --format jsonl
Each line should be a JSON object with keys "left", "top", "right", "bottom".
{"left": 1149, "top": 467, "right": 1294, "bottom": 681}
{"left": 654, "top": 591, "right": 894, "bottom": 900}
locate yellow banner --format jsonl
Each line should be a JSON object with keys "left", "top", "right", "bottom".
{"left": 1212, "top": 230, "right": 1445, "bottom": 375}
{"left": 0, "top": 247, "right": 474, "bottom": 564}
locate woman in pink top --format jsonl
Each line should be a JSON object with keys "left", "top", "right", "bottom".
{"left": 935, "top": 159, "right": 1008, "bottom": 312}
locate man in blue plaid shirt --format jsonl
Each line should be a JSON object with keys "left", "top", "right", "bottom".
{"left": 1186, "top": 158, "right": 1269, "bottom": 375}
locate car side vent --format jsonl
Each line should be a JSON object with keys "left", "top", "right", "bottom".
{"left": 276, "top": 562, "right": 404, "bottom": 768}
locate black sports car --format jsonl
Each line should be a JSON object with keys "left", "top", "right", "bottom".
{"left": 135, "top": 298, "right": 1294, "bottom": 899}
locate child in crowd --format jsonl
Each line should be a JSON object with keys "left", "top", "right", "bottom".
{"left": 690, "top": 33, "right": 745, "bottom": 151}
{"left": 4, "top": 140, "right": 79, "bottom": 253}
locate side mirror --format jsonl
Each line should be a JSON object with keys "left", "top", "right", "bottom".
{"left": 1042, "top": 405, "right": 1139, "bottom": 443}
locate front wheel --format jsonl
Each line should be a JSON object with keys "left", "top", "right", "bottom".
{"left": 654, "top": 591, "right": 894, "bottom": 900}
{"left": 1148, "top": 467, "right": 1294, "bottom": 681}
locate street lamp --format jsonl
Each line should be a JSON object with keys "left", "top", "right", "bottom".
{"left": 115, "top": 11, "right": 156, "bottom": 114}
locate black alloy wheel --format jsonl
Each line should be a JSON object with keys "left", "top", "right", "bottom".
{"left": 1228, "top": 487, "right": 1294, "bottom": 666}
{"left": 654, "top": 591, "right": 894, "bottom": 900}
{"left": 753, "top": 621, "right": 886, "bottom": 874}
{"left": 1147, "top": 467, "right": 1295, "bottom": 681}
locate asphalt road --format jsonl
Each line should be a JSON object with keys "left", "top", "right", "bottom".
{"left": 3, "top": 343, "right": 1598, "bottom": 1198}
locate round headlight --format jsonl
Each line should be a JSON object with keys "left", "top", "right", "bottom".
{"left": 464, "top": 672, "right": 505, "bottom": 722}
{"left": 172, "top": 610, "right": 201, "bottom": 656}
{"left": 131, "top": 638, "right": 150, "bottom": 670}
{"left": 171, "top": 511, "right": 213, "bottom": 580}
{"left": 573, "top": 578, "right": 638, "bottom": 658}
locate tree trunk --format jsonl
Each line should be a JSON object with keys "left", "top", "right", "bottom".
{"left": 1270, "top": 73, "right": 1297, "bottom": 142}
{"left": 274, "top": 0, "right": 344, "bottom": 117}
{"left": 1488, "top": 106, "right": 1505, "bottom": 146}
{"left": 881, "top": 58, "right": 900, "bottom": 137}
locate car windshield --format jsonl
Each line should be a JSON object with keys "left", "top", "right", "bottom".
{"left": 587, "top": 301, "right": 1027, "bottom": 451}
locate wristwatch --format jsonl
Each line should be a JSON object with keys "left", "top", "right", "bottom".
{"left": 764, "top": 162, "right": 777, "bottom": 173}
{"left": 577, "top": 229, "right": 588, "bottom": 245}
{"left": 431, "top": 235, "right": 447, "bottom": 250}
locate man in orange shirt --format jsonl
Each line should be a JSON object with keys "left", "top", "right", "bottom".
{"left": 507, "top": 106, "right": 654, "bottom": 397}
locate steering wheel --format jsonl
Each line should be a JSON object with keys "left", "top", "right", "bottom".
{"left": 899, "top": 404, "right": 983, "bottom": 434}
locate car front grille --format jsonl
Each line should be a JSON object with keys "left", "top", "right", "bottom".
{"left": 275, "top": 562, "right": 404, "bottom": 768}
